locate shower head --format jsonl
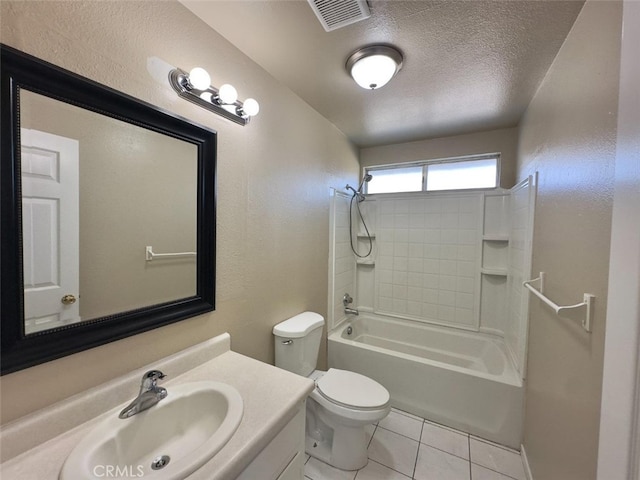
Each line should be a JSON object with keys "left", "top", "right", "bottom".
{"left": 357, "top": 173, "right": 373, "bottom": 193}
{"left": 353, "top": 174, "right": 372, "bottom": 202}
{"left": 345, "top": 174, "right": 373, "bottom": 202}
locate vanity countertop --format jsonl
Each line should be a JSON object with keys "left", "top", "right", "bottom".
{"left": 0, "top": 335, "right": 314, "bottom": 480}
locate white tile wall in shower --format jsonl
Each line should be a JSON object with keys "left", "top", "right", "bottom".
{"left": 374, "top": 194, "right": 483, "bottom": 329}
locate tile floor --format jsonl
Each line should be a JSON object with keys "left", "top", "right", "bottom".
{"left": 303, "top": 409, "right": 526, "bottom": 480}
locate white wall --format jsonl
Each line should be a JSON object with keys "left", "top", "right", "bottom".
{"left": 516, "top": 1, "right": 622, "bottom": 478}
{"left": 597, "top": 1, "right": 640, "bottom": 478}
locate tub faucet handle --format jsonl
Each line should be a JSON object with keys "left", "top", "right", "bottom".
{"left": 343, "top": 293, "right": 353, "bottom": 306}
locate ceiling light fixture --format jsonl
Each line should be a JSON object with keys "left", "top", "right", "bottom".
{"left": 168, "top": 67, "right": 259, "bottom": 126}
{"left": 346, "top": 45, "right": 404, "bottom": 90}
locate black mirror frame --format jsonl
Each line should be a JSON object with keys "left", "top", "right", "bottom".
{"left": 1, "top": 45, "right": 216, "bottom": 375}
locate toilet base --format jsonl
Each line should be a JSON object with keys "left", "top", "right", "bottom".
{"left": 305, "top": 430, "right": 369, "bottom": 471}
{"left": 304, "top": 397, "right": 371, "bottom": 471}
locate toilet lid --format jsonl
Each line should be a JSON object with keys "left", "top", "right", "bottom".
{"left": 316, "top": 369, "right": 389, "bottom": 409}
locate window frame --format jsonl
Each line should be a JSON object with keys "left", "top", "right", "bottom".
{"left": 364, "top": 153, "right": 501, "bottom": 195}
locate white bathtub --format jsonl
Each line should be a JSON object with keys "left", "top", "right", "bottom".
{"left": 328, "top": 314, "right": 523, "bottom": 448}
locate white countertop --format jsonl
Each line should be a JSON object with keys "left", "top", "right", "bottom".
{"left": 0, "top": 334, "right": 314, "bottom": 480}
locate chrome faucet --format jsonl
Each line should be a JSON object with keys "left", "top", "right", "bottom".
{"left": 119, "top": 370, "right": 168, "bottom": 419}
{"left": 343, "top": 293, "right": 359, "bottom": 316}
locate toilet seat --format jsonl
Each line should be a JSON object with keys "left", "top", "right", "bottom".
{"left": 316, "top": 368, "right": 389, "bottom": 410}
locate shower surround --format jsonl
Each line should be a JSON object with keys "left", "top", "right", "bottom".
{"left": 328, "top": 178, "right": 535, "bottom": 448}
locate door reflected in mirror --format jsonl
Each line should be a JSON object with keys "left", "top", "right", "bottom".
{"left": 20, "top": 90, "right": 198, "bottom": 334}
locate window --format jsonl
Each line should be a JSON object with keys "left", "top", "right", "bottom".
{"left": 365, "top": 165, "right": 423, "bottom": 194}
{"left": 365, "top": 154, "right": 499, "bottom": 194}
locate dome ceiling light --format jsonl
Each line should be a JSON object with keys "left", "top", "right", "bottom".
{"left": 345, "top": 45, "right": 404, "bottom": 90}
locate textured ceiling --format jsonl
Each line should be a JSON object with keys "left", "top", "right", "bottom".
{"left": 181, "top": 0, "right": 585, "bottom": 147}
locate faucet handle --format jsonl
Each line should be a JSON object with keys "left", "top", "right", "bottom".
{"left": 343, "top": 293, "right": 354, "bottom": 306}
{"left": 143, "top": 369, "right": 166, "bottom": 379}
{"left": 141, "top": 370, "right": 166, "bottom": 389}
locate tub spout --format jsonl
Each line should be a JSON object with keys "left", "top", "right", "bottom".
{"left": 344, "top": 307, "right": 359, "bottom": 316}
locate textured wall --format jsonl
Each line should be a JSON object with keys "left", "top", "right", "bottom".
{"left": 0, "top": 1, "right": 359, "bottom": 423}
{"left": 360, "top": 127, "right": 518, "bottom": 189}
{"left": 516, "top": 1, "right": 622, "bottom": 479}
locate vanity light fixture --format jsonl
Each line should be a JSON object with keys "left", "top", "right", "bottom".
{"left": 169, "top": 67, "right": 259, "bottom": 126}
{"left": 345, "top": 45, "right": 404, "bottom": 90}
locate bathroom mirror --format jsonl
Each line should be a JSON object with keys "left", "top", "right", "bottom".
{"left": 1, "top": 45, "right": 217, "bottom": 374}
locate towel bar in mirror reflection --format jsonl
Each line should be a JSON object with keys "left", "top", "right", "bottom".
{"left": 145, "top": 246, "right": 197, "bottom": 261}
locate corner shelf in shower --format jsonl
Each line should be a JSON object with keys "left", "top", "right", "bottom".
{"left": 482, "top": 235, "right": 509, "bottom": 242}
{"left": 481, "top": 235, "right": 509, "bottom": 274}
{"left": 481, "top": 268, "right": 508, "bottom": 276}
{"left": 356, "top": 258, "right": 375, "bottom": 265}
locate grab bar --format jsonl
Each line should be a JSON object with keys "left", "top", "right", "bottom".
{"left": 145, "top": 246, "right": 196, "bottom": 261}
{"left": 523, "top": 272, "right": 594, "bottom": 333}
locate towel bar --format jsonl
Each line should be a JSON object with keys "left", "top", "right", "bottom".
{"left": 523, "top": 272, "right": 594, "bottom": 333}
{"left": 145, "top": 246, "right": 196, "bottom": 261}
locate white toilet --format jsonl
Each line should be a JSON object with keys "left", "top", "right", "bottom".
{"left": 273, "top": 311, "right": 390, "bottom": 471}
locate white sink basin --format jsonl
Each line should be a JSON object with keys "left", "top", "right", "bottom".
{"left": 60, "top": 380, "right": 243, "bottom": 480}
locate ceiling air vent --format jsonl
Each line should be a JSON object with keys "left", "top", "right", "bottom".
{"left": 306, "top": 0, "right": 371, "bottom": 32}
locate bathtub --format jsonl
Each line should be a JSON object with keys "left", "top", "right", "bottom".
{"left": 328, "top": 314, "right": 523, "bottom": 448}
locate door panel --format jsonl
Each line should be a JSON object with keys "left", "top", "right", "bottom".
{"left": 21, "top": 128, "right": 80, "bottom": 334}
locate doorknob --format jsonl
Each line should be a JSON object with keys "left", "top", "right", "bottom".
{"left": 61, "top": 294, "right": 77, "bottom": 305}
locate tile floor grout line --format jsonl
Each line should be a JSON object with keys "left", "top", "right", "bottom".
{"left": 391, "top": 407, "right": 424, "bottom": 422}
{"left": 468, "top": 434, "right": 472, "bottom": 480}
{"left": 351, "top": 459, "right": 359, "bottom": 480}
{"left": 377, "top": 423, "right": 422, "bottom": 443}
{"left": 419, "top": 440, "right": 473, "bottom": 463}
{"left": 368, "top": 458, "right": 413, "bottom": 479}
{"left": 412, "top": 420, "right": 425, "bottom": 479}
{"left": 469, "top": 460, "right": 522, "bottom": 480}
{"left": 367, "top": 424, "right": 378, "bottom": 448}
{"left": 423, "top": 418, "right": 471, "bottom": 437}
{"left": 368, "top": 455, "right": 405, "bottom": 478}
{"left": 391, "top": 407, "right": 472, "bottom": 440}
{"left": 368, "top": 427, "right": 418, "bottom": 479}
{"left": 469, "top": 434, "right": 521, "bottom": 454}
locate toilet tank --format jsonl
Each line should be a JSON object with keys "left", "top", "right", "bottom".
{"left": 273, "top": 312, "right": 324, "bottom": 377}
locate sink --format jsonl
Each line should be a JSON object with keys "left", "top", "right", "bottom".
{"left": 60, "top": 380, "right": 243, "bottom": 480}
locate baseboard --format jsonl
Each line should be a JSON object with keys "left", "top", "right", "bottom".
{"left": 521, "top": 444, "right": 534, "bottom": 480}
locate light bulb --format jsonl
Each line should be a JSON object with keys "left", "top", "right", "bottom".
{"left": 218, "top": 84, "right": 238, "bottom": 104}
{"left": 188, "top": 67, "right": 211, "bottom": 90}
{"left": 350, "top": 55, "right": 398, "bottom": 90}
{"left": 242, "top": 98, "right": 260, "bottom": 117}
